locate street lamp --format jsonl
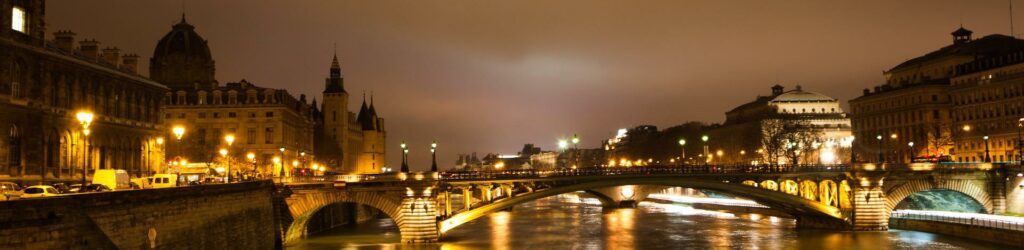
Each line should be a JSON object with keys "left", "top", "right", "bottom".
{"left": 246, "top": 152, "right": 256, "bottom": 180}
{"left": 76, "top": 111, "right": 94, "bottom": 190}
{"left": 400, "top": 141, "right": 409, "bottom": 173}
{"left": 678, "top": 139, "right": 686, "bottom": 166}
{"left": 701, "top": 135, "right": 709, "bottom": 165}
{"left": 279, "top": 147, "right": 287, "bottom": 177}
{"left": 430, "top": 141, "right": 438, "bottom": 172}
{"left": 557, "top": 139, "right": 568, "bottom": 151}
{"left": 876, "top": 134, "right": 883, "bottom": 163}
{"left": 172, "top": 125, "right": 186, "bottom": 163}
{"left": 272, "top": 156, "right": 281, "bottom": 177}
{"left": 224, "top": 134, "right": 235, "bottom": 182}
{"left": 983, "top": 135, "right": 991, "bottom": 163}
{"left": 218, "top": 148, "right": 228, "bottom": 182}
{"left": 1018, "top": 118, "right": 1023, "bottom": 163}
{"left": 908, "top": 141, "right": 915, "bottom": 163}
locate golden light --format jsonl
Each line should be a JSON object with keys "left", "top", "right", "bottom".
{"left": 224, "top": 134, "right": 235, "bottom": 146}
{"left": 740, "top": 150, "right": 746, "bottom": 155}
{"left": 962, "top": 125, "right": 972, "bottom": 132}
{"left": 272, "top": 157, "right": 281, "bottom": 164}
{"left": 172, "top": 126, "right": 185, "bottom": 140}
{"left": 890, "top": 133, "right": 897, "bottom": 139}
{"left": 292, "top": 160, "right": 299, "bottom": 167}
{"left": 179, "top": 159, "right": 188, "bottom": 165}
{"left": 246, "top": 152, "right": 255, "bottom": 160}
{"left": 75, "top": 111, "right": 94, "bottom": 128}
{"left": 716, "top": 150, "right": 724, "bottom": 156}
{"left": 82, "top": 129, "right": 91, "bottom": 136}
{"left": 494, "top": 162, "right": 505, "bottom": 169}
{"left": 620, "top": 186, "right": 635, "bottom": 199}
{"left": 156, "top": 137, "right": 164, "bottom": 145}
{"left": 678, "top": 139, "right": 686, "bottom": 146}
{"left": 218, "top": 148, "right": 228, "bottom": 157}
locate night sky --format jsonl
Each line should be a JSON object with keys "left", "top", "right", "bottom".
{"left": 49, "top": 0, "right": 1018, "bottom": 171}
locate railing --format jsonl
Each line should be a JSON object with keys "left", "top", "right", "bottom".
{"left": 440, "top": 164, "right": 851, "bottom": 180}
{"left": 890, "top": 210, "right": 1024, "bottom": 231}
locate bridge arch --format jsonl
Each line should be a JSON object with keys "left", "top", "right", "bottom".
{"left": 439, "top": 176, "right": 846, "bottom": 234}
{"left": 884, "top": 179, "right": 993, "bottom": 214}
{"left": 283, "top": 190, "right": 404, "bottom": 244}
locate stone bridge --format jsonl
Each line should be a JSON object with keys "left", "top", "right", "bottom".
{"left": 278, "top": 163, "right": 1024, "bottom": 244}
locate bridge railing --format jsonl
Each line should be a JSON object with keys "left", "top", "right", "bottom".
{"left": 439, "top": 164, "right": 850, "bottom": 180}
{"left": 890, "top": 210, "right": 1024, "bottom": 231}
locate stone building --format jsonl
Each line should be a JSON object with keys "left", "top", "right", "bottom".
{"left": 155, "top": 17, "right": 316, "bottom": 176}
{"left": 949, "top": 49, "right": 1024, "bottom": 163}
{"left": 0, "top": 0, "right": 167, "bottom": 183}
{"left": 706, "top": 85, "right": 852, "bottom": 165}
{"left": 312, "top": 53, "right": 386, "bottom": 174}
{"left": 850, "top": 27, "right": 1024, "bottom": 163}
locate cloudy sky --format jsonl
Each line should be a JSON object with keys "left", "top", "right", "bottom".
{"left": 49, "top": 0, "right": 1017, "bottom": 171}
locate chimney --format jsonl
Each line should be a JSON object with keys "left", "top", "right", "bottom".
{"left": 102, "top": 47, "right": 121, "bottom": 66}
{"left": 121, "top": 53, "right": 139, "bottom": 73}
{"left": 53, "top": 30, "right": 76, "bottom": 52}
{"left": 79, "top": 39, "right": 100, "bottom": 60}
{"left": 863, "top": 88, "right": 870, "bottom": 96}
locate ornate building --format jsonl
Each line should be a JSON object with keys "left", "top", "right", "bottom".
{"left": 155, "top": 17, "right": 316, "bottom": 176}
{"left": 312, "top": 54, "right": 386, "bottom": 174}
{"left": 155, "top": 16, "right": 385, "bottom": 175}
{"left": 949, "top": 46, "right": 1024, "bottom": 163}
{"left": 850, "top": 27, "right": 1024, "bottom": 163}
{"left": 0, "top": 0, "right": 167, "bottom": 183}
{"left": 706, "top": 85, "right": 852, "bottom": 165}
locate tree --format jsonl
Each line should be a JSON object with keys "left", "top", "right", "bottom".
{"left": 760, "top": 119, "right": 787, "bottom": 165}
{"left": 926, "top": 122, "right": 953, "bottom": 157}
{"left": 763, "top": 119, "right": 822, "bottom": 165}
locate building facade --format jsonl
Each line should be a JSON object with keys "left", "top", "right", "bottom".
{"left": 949, "top": 50, "right": 1024, "bottom": 163}
{"left": 0, "top": 0, "right": 167, "bottom": 183}
{"left": 313, "top": 54, "right": 386, "bottom": 174}
{"left": 850, "top": 27, "right": 1024, "bottom": 163}
{"left": 155, "top": 17, "right": 315, "bottom": 176}
{"left": 706, "top": 85, "right": 852, "bottom": 165}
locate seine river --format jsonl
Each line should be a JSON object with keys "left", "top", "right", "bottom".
{"left": 287, "top": 194, "right": 1000, "bottom": 250}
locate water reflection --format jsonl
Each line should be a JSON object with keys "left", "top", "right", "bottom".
{"left": 289, "top": 193, "right": 1001, "bottom": 250}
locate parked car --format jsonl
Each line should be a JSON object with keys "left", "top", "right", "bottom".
{"left": 69, "top": 184, "right": 111, "bottom": 193}
{"left": 21, "top": 185, "right": 61, "bottom": 198}
{"left": 51, "top": 183, "right": 72, "bottom": 194}
{"left": 0, "top": 182, "right": 22, "bottom": 201}
{"left": 149, "top": 174, "right": 179, "bottom": 188}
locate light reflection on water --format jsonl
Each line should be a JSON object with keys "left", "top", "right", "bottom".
{"left": 287, "top": 193, "right": 1001, "bottom": 250}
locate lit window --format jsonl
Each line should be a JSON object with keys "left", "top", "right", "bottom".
{"left": 11, "top": 7, "right": 27, "bottom": 33}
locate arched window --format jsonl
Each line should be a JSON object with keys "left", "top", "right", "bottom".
{"left": 7, "top": 125, "right": 21, "bottom": 175}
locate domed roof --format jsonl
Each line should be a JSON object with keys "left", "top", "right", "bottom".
{"left": 771, "top": 86, "right": 835, "bottom": 102}
{"left": 152, "top": 15, "right": 212, "bottom": 61}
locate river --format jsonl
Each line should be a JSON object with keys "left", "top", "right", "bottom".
{"left": 286, "top": 193, "right": 1002, "bottom": 250}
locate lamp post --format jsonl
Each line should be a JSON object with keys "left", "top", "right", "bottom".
{"left": 678, "top": 139, "right": 686, "bottom": 167}
{"left": 962, "top": 125, "right": 972, "bottom": 162}
{"left": 272, "top": 156, "right": 281, "bottom": 178}
{"left": 701, "top": 135, "right": 709, "bottom": 166}
{"left": 1018, "top": 118, "right": 1023, "bottom": 163}
{"left": 876, "top": 134, "right": 883, "bottom": 163}
{"left": 279, "top": 147, "right": 286, "bottom": 177}
{"left": 246, "top": 152, "right": 255, "bottom": 180}
{"left": 431, "top": 141, "right": 438, "bottom": 172}
{"left": 223, "top": 134, "right": 235, "bottom": 182}
{"left": 572, "top": 134, "right": 580, "bottom": 168}
{"left": 400, "top": 141, "right": 409, "bottom": 173}
{"left": 890, "top": 133, "right": 898, "bottom": 163}
{"left": 908, "top": 141, "right": 915, "bottom": 163}
{"left": 983, "top": 135, "right": 991, "bottom": 163}
{"left": 76, "top": 111, "right": 94, "bottom": 190}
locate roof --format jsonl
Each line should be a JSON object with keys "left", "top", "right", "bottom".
{"left": 152, "top": 15, "right": 212, "bottom": 62}
{"left": 770, "top": 86, "right": 835, "bottom": 102}
{"left": 889, "top": 34, "right": 1024, "bottom": 72}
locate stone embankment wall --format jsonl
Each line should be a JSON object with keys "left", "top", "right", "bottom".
{"left": 889, "top": 218, "right": 1024, "bottom": 247}
{"left": 0, "top": 181, "right": 277, "bottom": 249}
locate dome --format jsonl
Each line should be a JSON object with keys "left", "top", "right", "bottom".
{"left": 771, "top": 86, "right": 835, "bottom": 102}
{"left": 152, "top": 16, "right": 212, "bottom": 61}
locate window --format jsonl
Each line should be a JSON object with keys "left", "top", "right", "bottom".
{"left": 265, "top": 127, "right": 274, "bottom": 144}
{"left": 165, "top": 113, "right": 171, "bottom": 119}
{"left": 332, "top": 111, "right": 337, "bottom": 122}
{"left": 265, "top": 112, "right": 274, "bottom": 118}
{"left": 247, "top": 128, "right": 256, "bottom": 144}
{"left": 249, "top": 112, "right": 256, "bottom": 118}
{"left": 198, "top": 112, "right": 206, "bottom": 119}
{"left": 213, "top": 112, "right": 219, "bottom": 118}
{"left": 228, "top": 112, "right": 236, "bottom": 118}
{"left": 197, "top": 129, "right": 207, "bottom": 145}
{"left": 177, "top": 113, "right": 185, "bottom": 119}
{"left": 11, "top": 7, "right": 27, "bottom": 33}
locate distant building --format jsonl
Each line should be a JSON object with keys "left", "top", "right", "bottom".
{"left": 0, "top": 0, "right": 167, "bottom": 182}
{"left": 949, "top": 44, "right": 1024, "bottom": 163}
{"left": 155, "top": 17, "right": 316, "bottom": 176}
{"left": 850, "top": 27, "right": 1024, "bottom": 163}
{"left": 706, "top": 85, "right": 852, "bottom": 165}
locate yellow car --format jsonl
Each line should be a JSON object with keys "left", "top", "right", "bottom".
{"left": 21, "top": 185, "right": 61, "bottom": 199}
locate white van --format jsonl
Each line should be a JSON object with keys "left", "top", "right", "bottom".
{"left": 149, "top": 174, "right": 178, "bottom": 188}
{"left": 92, "top": 169, "right": 131, "bottom": 191}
